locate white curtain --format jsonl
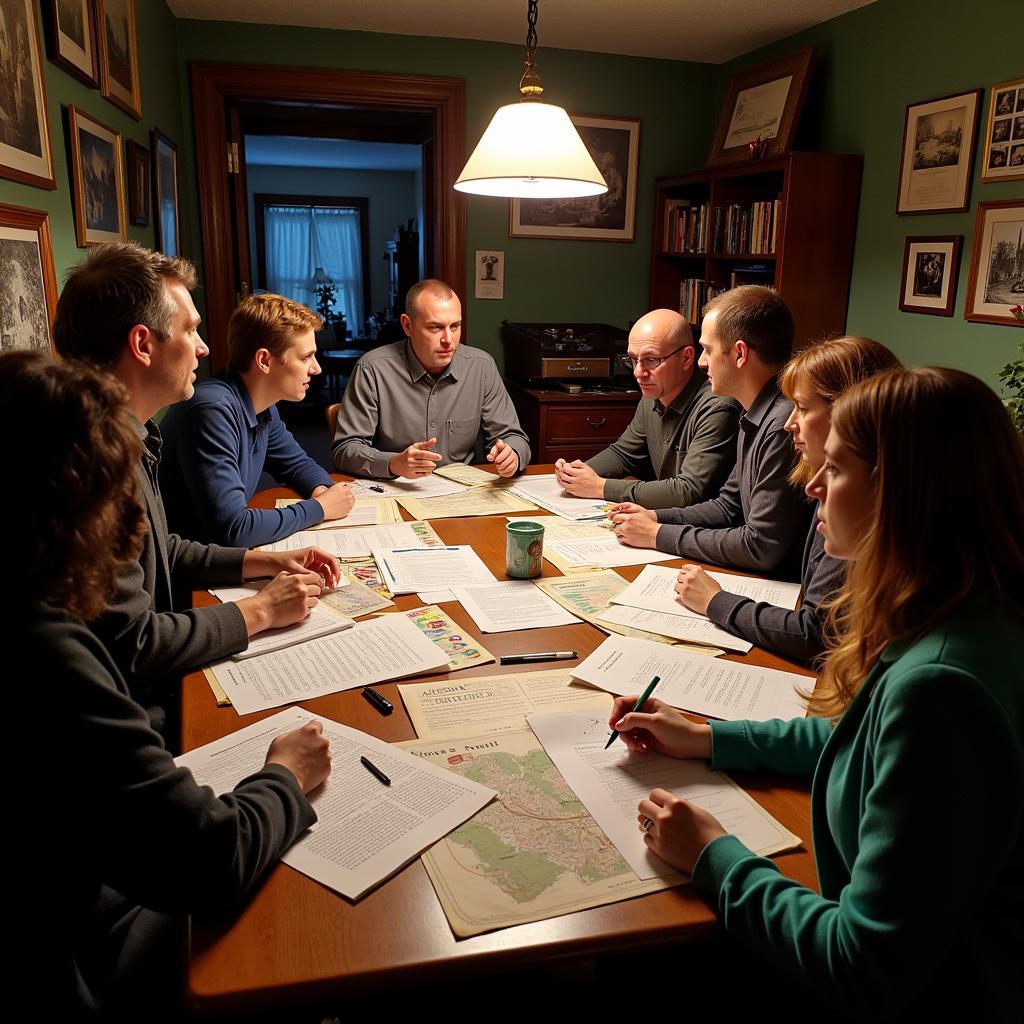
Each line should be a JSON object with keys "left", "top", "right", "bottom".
{"left": 265, "top": 204, "right": 364, "bottom": 333}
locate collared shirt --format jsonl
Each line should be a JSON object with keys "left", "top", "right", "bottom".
{"left": 654, "top": 377, "right": 811, "bottom": 580}
{"left": 585, "top": 370, "right": 740, "bottom": 509}
{"left": 159, "top": 366, "right": 335, "bottom": 547}
{"left": 331, "top": 340, "right": 531, "bottom": 478}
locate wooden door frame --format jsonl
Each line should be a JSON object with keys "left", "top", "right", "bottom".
{"left": 189, "top": 61, "right": 466, "bottom": 369}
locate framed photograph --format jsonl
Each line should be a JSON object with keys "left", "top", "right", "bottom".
{"left": 899, "top": 236, "right": 962, "bottom": 317}
{"left": 125, "top": 139, "right": 149, "bottom": 226}
{"left": 43, "top": 0, "right": 99, "bottom": 86}
{"left": 67, "top": 106, "right": 126, "bottom": 247}
{"left": 97, "top": 0, "right": 141, "bottom": 120}
{"left": 981, "top": 78, "right": 1024, "bottom": 183}
{"left": 474, "top": 249, "right": 504, "bottom": 300}
{"left": 707, "top": 48, "right": 815, "bottom": 166}
{"left": 509, "top": 114, "right": 640, "bottom": 242}
{"left": 965, "top": 200, "right": 1024, "bottom": 326}
{"left": 0, "top": 0, "right": 56, "bottom": 190}
{"left": 152, "top": 128, "right": 181, "bottom": 256}
{"left": 0, "top": 203, "right": 58, "bottom": 356}
{"left": 896, "top": 89, "right": 981, "bottom": 214}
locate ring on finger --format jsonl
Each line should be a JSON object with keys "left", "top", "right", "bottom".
{"left": 641, "top": 817, "right": 654, "bottom": 834}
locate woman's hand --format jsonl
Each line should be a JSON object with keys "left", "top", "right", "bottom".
{"left": 607, "top": 696, "right": 712, "bottom": 759}
{"left": 674, "top": 564, "right": 722, "bottom": 616}
{"left": 637, "top": 788, "right": 726, "bottom": 874}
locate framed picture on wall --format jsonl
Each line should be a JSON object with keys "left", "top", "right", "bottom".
{"left": 126, "top": 140, "right": 150, "bottom": 227}
{"left": 0, "top": 203, "right": 59, "bottom": 357}
{"left": 0, "top": 0, "right": 57, "bottom": 190}
{"left": 899, "top": 236, "right": 962, "bottom": 317}
{"left": 965, "top": 200, "right": 1024, "bottom": 326}
{"left": 981, "top": 78, "right": 1024, "bottom": 182}
{"left": 43, "top": 0, "right": 99, "bottom": 87}
{"left": 67, "top": 106, "right": 127, "bottom": 247}
{"left": 510, "top": 115, "right": 640, "bottom": 242}
{"left": 152, "top": 129, "right": 181, "bottom": 256}
{"left": 896, "top": 89, "right": 981, "bottom": 214}
{"left": 706, "top": 48, "right": 815, "bottom": 166}
{"left": 97, "top": 0, "right": 142, "bottom": 120}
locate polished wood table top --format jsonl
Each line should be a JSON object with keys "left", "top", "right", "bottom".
{"left": 182, "top": 467, "right": 817, "bottom": 1014}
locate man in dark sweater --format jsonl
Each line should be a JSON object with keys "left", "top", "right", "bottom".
{"left": 611, "top": 286, "right": 810, "bottom": 581}
{"left": 53, "top": 243, "right": 341, "bottom": 719}
{"left": 554, "top": 308, "right": 740, "bottom": 510}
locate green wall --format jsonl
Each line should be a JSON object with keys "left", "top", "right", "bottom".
{"left": 173, "top": 21, "right": 717, "bottom": 363}
{"left": 0, "top": 2, "right": 186, "bottom": 291}
{"left": 716, "top": 0, "right": 1022, "bottom": 388}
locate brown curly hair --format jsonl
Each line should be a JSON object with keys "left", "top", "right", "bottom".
{"left": 0, "top": 352, "right": 148, "bottom": 620}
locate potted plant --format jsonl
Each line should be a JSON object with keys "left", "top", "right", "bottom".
{"left": 999, "top": 305, "right": 1024, "bottom": 436}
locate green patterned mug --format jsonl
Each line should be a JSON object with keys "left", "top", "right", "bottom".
{"left": 506, "top": 520, "right": 544, "bottom": 578}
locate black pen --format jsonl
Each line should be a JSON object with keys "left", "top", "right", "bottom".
{"left": 500, "top": 650, "right": 578, "bottom": 665}
{"left": 360, "top": 755, "right": 391, "bottom": 786}
{"left": 361, "top": 686, "right": 393, "bottom": 715}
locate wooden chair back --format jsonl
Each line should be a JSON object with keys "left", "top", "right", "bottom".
{"left": 325, "top": 402, "right": 342, "bottom": 439}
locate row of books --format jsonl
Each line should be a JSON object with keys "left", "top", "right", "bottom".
{"left": 661, "top": 197, "right": 782, "bottom": 256}
{"left": 678, "top": 278, "right": 727, "bottom": 324}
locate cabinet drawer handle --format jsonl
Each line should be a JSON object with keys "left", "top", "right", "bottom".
{"left": 586, "top": 416, "right": 607, "bottom": 431}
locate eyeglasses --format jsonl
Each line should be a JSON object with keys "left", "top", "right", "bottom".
{"left": 617, "top": 344, "right": 686, "bottom": 372}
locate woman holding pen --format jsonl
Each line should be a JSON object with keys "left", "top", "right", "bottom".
{"left": 4, "top": 352, "right": 333, "bottom": 1016}
{"left": 672, "top": 336, "right": 900, "bottom": 663}
{"left": 609, "top": 367, "right": 1024, "bottom": 1019}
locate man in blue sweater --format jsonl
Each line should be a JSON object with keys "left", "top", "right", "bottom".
{"left": 161, "top": 294, "right": 354, "bottom": 547}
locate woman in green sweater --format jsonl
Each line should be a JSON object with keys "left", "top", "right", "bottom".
{"left": 609, "top": 367, "right": 1024, "bottom": 1020}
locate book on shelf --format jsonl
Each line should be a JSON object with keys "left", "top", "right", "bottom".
{"left": 662, "top": 198, "right": 709, "bottom": 254}
{"left": 678, "top": 278, "right": 727, "bottom": 325}
{"left": 710, "top": 197, "right": 782, "bottom": 255}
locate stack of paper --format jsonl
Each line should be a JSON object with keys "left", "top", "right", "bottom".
{"left": 275, "top": 496, "right": 402, "bottom": 527}
{"left": 397, "top": 487, "right": 538, "bottom": 521}
{"left": 451, "top": 580, "right": 582, "bottom": 633}
{"left": 545, "top": 534, "right": 679, "bottom": 570}
{"left": 176, "top": 707, "right": 495, "bottom": 901}
{"left": 373, "top": 544, "right": 495, "bottom": 602}
{"left": 348, "top": 475, "right": 467, "bottom": 499}
{"left": 260, "top": 521, "right": 443, "bottom": 557}
{"left": 572, "top": 634, "right": 809, "bottom": 721}
{"left": 508, "top": 474, "right": 611, "bottom": 521}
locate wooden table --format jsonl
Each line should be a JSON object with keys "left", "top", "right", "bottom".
{"left": 182, "top": 468, "right": 817, "bottom": 1014}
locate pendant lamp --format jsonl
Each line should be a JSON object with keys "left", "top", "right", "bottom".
{"left": 454, "top": 0, "right": 608, "bottom": 199}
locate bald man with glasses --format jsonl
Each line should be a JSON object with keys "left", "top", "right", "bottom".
{"left": 555, "top": 309, "right": 739, "bottom": 509}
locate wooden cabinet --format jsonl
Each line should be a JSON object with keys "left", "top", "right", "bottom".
{"left": 650, "top": 151, "right": 863, "bottom": 347}
{"left": 507, "top": 382, "right": 639, "bottom": 463}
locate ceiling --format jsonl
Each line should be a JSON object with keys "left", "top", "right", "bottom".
{"left": 244, "top": 136, "right": 422, "bottom": 170}
{"left": 167, "top": 0, "right": 877, "bottom": 64}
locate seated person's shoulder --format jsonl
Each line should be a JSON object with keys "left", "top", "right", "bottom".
{"left": 457, "top": 345, "right": 501, "bottom": 373}
{"left": 356, "top": 340, "right": 407, "bottom": 369}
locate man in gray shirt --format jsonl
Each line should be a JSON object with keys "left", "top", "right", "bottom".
{"left": 611, "top": 286, "right": 810, "bottom": 581}
{"left": 554, "top": 309, "right": 739, "bottom": 509}
{"left": 332, "top": 280, "right": 531, "bottom": 478}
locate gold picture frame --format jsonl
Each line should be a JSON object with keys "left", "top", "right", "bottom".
{"left": 97, "top": 0, "right": 142, "bottom": 120}
{"left": 707, "top": 48, "right": 815, "bottom": 166}
{"left": 43, "top": 0, "right": 99, "bottom": 87}
{"left": 152, "top": 128, "right": 181, "bottom": 257}
{"left": 0, "top": 0, "right": 57, "bottom": 190}
{"left": 67, "top": 106, "right": 127, "bottom": 247}
{"left": 981, "top": 78, "right": 1024, "bottom": 183}
{"left": 964, "top": 200, "right": 1024, "bottom": 327}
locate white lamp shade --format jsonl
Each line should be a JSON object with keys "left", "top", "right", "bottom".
{"left": 455, "top": 101, "right": 608, "bottom": 199}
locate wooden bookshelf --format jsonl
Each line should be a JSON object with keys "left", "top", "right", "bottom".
{"left": 650, "top": 152, "right": 863, "bottom": 346}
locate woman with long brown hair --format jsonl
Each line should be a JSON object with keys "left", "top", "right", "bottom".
{"left": 610, "top": 367, "right": 1024, "bottom": 1018}
{"left": 673, "top": 336, "right": 900, "bottom": 663}
{"left": 5, "top": 352, "right": 332, "bottom": 1015}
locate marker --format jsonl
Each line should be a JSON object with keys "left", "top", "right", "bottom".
{"left": 360, "top": 755, "right": 391, "bottom": 786}
{"left": 367, "top": 485, "right": 385, "bottom": 493}
{"left": 361, "top": 686, "right": 393, "bottom": 715}
{"left": 500, "top": 651, "right": 578, "bottom": 665}
{"left": 390, "top": 546, "right": 462, "bottom": 553}
{"left": 605, "top": 675, "right": 661, "bottom": 749}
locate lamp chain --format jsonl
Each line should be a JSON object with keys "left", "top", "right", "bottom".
{"left": 519, "top": 0, "right": 543, "bottom": 98}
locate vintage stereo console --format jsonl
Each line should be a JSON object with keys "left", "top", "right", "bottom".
{"left": 500, "top": 321, "right": 634, "bottom": 391}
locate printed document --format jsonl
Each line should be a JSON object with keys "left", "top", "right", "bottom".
{"left": 349, "top": 475, "right": 467, "bottom": 499}
{"left": 451, "top": 580, "right": 582, "bottom": 633}
{"left": 434, "top": 463, "right": 501, "bottom": 486}
{"left": 275, "top": 497, "right": 402, "bottom": 527}
{"left": 374, "top": 545, "right": 495, "bottom": 596}
{"left": 595, "top": 605, "right": 752, "bottom": 653}
{"left": 399, "top": 669, "right": 611, "bottom": 740}
{"left": 612, "top": 565, "right": 801, "bottom": 621}
{"left": 260, "top": 521, "right": 442, "bottom": 557}
{"left": 528, "top": 710, "right": 800, "bottom": 879}
{"left": 206, "top": 615, "right": 450, "bottom": 715}
{"left": 546, "top": 535, "right": 679, "bottom": 570}
{"left": 176, "top": 707, "right": 495, "bottom": 901}
{"left": 397, "top": 487, "right": 538, "bottom": 521}
{"left": 572, "top": 634, "right": 809, "bottom": 721}
{"left": 509, "top": 474, "right": 610, "bottom": 521}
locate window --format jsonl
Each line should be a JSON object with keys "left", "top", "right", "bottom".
{"left": 255, "top": 194, "right": 370, "bottom": 336}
